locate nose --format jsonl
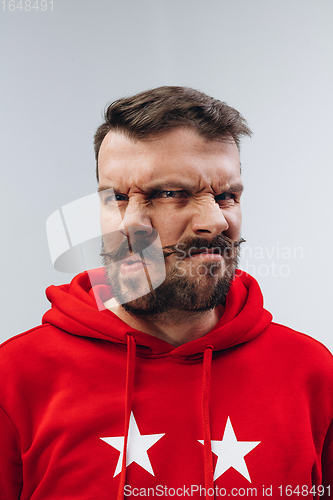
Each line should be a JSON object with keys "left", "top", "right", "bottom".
{"left": 191, "top": 201, "right": 229, "bottom": 237}
{"left": 118, "top": 202, "right": 153, "bottom": 240}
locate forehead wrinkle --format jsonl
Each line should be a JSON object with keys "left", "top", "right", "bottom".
{"left": 99, "top": 170, "right": 243, "bottom": 196}
{"left": 132, "top": 165, "right": 243, "bottom": 194}
{"left": 99, "top": 139, "right": 242, "bottom": 195}
{"left": 141, "top": 180, "right": 199, "bottom": 192}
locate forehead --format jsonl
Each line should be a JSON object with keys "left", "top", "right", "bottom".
{"left": 98, "top": 128, "right": 242, "bottom": 193}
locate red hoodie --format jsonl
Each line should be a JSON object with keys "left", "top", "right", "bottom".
{"left": 0, "top": 269, "right": 332, "bottom": 499}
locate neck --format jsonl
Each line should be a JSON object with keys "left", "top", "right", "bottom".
{"left": 104, "top": 301, "right": 224, "bottom": 347}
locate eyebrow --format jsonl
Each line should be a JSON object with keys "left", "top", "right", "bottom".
{"left": 224, "top": 184, "right": 244, "bottom": 194}
{"left": 97, "top": 182, "right": 244, "bottom": 194}
{"left": 97, "top": 181, "right": 197, "bottom": 194}
{"left": 139, "top": 182, "right": 244, "bottom": 194}
{"left": 98, "top": 185, "right": 115, "bottom": 193}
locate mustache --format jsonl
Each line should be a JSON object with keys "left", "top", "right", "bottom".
{"left": 162, "top": 235, "right": 245, "bottom": 258}
{"left": 100, "top": 234, "right": 245, "bottom": 262}
{"left": 100, "top": 236, "right": 162, "bottom": 262}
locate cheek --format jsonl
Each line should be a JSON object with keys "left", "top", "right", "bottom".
{"left": 100, "top": 209, "right": 124, "bottom": 249}
{"left": 100, "top": 206, "right": 123, "bottom": 231}
{"left": 224, "top": 209, "right": 242, "bottom": 239}
{"left": 102, "top": 231, "right": 124, "bottom": 252}
{"left": 151, "top": 213, "right": 189, "bottom": 246}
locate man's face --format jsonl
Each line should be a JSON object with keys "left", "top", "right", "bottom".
{"left": 98, "top": 128, "right": 243, "bottom": 315}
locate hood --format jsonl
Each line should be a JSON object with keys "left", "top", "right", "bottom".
{"left": 42, "top": 268, "right": 272, "bottom": 359}
{"left": 42, "top": 269, "right": 272, "bottom": 500}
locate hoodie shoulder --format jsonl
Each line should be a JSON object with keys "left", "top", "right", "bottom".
{"left": 0, "top": 323, "right": 83, "bottom": 372}
{"left": 0, "top": 324, "right": 51, "bottom": 351}
{"left": 269, "top": 321, "right": 333, "bottom": 357}
{"left": 262, "top": 322, "right": 333, "bottom": 384}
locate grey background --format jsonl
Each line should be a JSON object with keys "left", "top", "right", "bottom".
{"left": 1, "top": 0, "right": 332, "bottom": 350}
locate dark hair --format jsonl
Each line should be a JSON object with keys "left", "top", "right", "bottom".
{"left": 94, "top": 86, "right": 252, "bottom": 180}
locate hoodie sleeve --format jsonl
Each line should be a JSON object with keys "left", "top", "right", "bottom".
{"left": 0, "top": 407, "right": 22, "bottom": 500}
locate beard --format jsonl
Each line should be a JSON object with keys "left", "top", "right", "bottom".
{"left": 101, "top": 233, "right": 244, "bottom": 318}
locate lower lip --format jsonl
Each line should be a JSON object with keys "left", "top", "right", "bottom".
{"left": 186, "top": 253, "right": 223, "bottom": 261}
{"left": 120, "top": 261, "right": 148, "bottom": 275}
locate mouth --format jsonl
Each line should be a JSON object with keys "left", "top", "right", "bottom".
{"left": 122, "top": 254, "right": 143, "bottom": 265}
{"left": 185, "top": 249, "right": 224, "bottom": 260}
{"left": 120, "top": 253, "right": 150, "bottom": 275}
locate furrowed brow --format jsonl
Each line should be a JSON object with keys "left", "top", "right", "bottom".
{"left": 147, "top": 181, "right": 196, "bottom": 191}
{"left": 226, "top": 184, "right": 244, "bottom": 193}
{"left": 98, "top": 185, "right": 115, "bottom": 193}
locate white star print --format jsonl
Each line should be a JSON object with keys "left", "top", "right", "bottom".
{"left": 100, "top": 412, "right": 165, "bottom": 477}
{"left": 199, "top": 417, "right": 260, "bottom": 483}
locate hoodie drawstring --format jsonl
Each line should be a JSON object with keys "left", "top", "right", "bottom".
{"left": 117, "top": 338, "right": 214, "bottom": 499}
{"left": 202, "top": 346, "right": 215, "bottom": 499}
{"left": 117, "top": 334, "right": 136, "bottom": 500}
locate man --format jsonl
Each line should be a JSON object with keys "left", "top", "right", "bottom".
{"left": 0, "top": 87, "right": 332, "bottom": 499}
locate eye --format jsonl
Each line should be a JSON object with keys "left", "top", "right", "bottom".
{"left": 104, "top": 193, "right": 128, "bottom": 204}
{"left": 215, "top": 192, "right": 236, "bottom": 205}
{"left": 154, "top": 190, "right": 187, "bottom": 199}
